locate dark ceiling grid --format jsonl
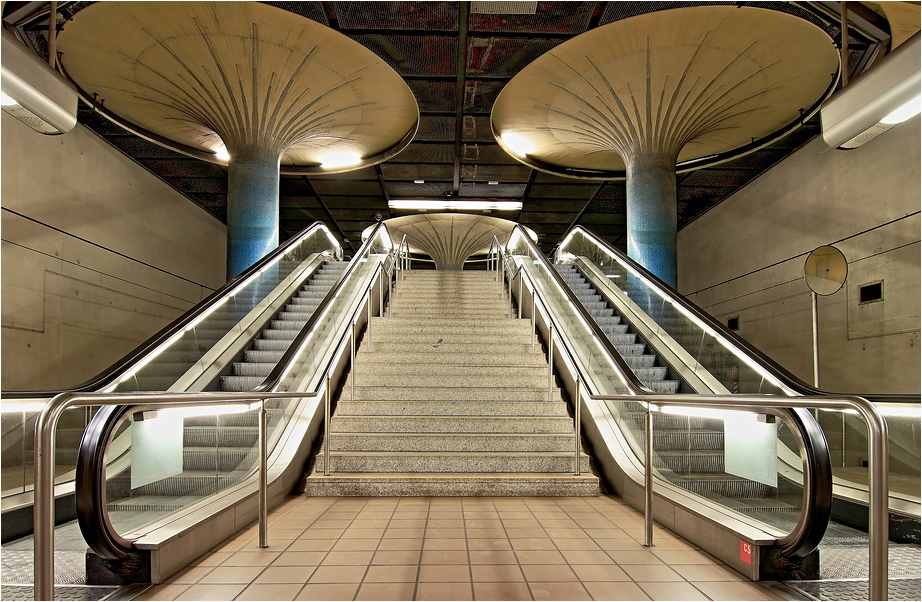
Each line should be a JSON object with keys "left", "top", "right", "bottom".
{"left": 44, "top": 1, "right": 871, "bottom": 258}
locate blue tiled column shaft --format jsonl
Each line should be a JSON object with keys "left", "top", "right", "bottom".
{"left": 226, "top": 147, "right": 281, "bottom": 280}
{"left": 626, "top": 153, "right": 678, "bottom": 288}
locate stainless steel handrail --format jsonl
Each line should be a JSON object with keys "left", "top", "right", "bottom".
{"left": 592, "top": 393, "right": 890, "bottom": 601}
{"left": 493, "top": 235, "right": 584, "bottom": 475}
{"left": 34, "top": 390, "right": 313, "bottom": 601}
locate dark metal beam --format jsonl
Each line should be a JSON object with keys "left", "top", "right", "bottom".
{"left": 299, "top": 175, "right": 356, "bottom": 253}
{"left": 452, "top": 2, "right": 470, "bottom": 193}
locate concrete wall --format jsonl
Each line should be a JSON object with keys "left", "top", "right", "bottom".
{"left": 678, "top": 115, "right": 920, "bottom": 394}
{"left": 1, "top": 112, "right": 227, "bottom": 390}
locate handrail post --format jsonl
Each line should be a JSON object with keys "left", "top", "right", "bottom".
{"left": 258, "top": 399, "right": 268, "bottom": 548}
{"left": 574, "top": 376, "right": 581, "bottom": 476}
{"left": 518, "top": 275, "right": 523, "bottom": 319}
{"left": 548, "top": 326, "right": 555, "bottom": 402}
{"left": 324, "top": 374, "right": 331, "bottom": 476}
{"left": 531, "top": 295, "right": 536, "bottom": 354}
{"left": 351, "top": 319, "right": 356, "bottom": 401}
{"left": 644, "top": 401, "right": 654, "bottom": 547}
{"left": 367, "top": 291, "right": 372, "bottom": 352}
{"left": 34, "top": 395, "right": 69, "bottom": 601}
{"left": 856, "top": 399, "right": 890, "bottom": 601}
{"left": 379, "top": 271, "right": 384, "bottom": 318}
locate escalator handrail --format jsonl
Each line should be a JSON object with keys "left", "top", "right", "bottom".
{"left": 75, "top": 222, "right": 393, "bottom": 560}
{"left": 3, "top": 221, "right": 341, "bottom": 399}
{"left": 559, "top": 225, "right": 920, "bottom": 403}
{"left": 251, "top": 221, "right": 391, "bottom": 393}
{"left": 507, "top": 226, "right": 833, "bottom": 559}
{"left": 499, "top": 228, "right": 656, "bottom": 396}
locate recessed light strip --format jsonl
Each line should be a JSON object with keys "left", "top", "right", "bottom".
{"left": 388, "top": 200, "right": 522, "bottom": 211}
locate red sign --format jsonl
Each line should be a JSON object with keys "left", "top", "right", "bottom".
{"left": 740, "top": 540, "right": 753, "bottom": 564}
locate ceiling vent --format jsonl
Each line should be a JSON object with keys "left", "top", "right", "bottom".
{"left": 1, "top": 28, "right": 77, "bottom": 134}
{"left": 821, "top": 31, "right": 920, "bottom": 149}
{"left": 471, "top": 2, "right": 538, "bottom": 15}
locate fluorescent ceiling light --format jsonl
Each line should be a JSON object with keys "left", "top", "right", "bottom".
{"left": 414, "top": 179, "right": 425, "bottom": 184}
{"left": 319, "top": 151, "right": 362, "bottom": 169}
{"left": 500, "top": 132, "right": 535, "bottom": 156}
{"left": 388, "top": 200, "right": 523, "bottom": 211}
{"left": 880, "top": 96, "right": 921, "bottom": 124}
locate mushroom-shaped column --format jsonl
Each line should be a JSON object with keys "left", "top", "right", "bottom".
{"left": 58, "top": 1, "right": 418, "bottom": 279}
{"left": 492, "top": 6, "right": 839, "bottom": 287}
{"left": 381, "top": 214, "right": 527, "bottom": 270}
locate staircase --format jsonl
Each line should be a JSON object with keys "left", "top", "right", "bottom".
{"left": 552, "top": 263, "right": 773, "bottom": 505}
{"left": 106, "top": 261, "right": 347, "bottom": 515}
{"left": 302, "top": 270, "right": 599, "bottom": 497}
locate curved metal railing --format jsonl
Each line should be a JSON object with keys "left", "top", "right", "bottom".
{"left": 73, "top": 222, "right": 395, "bottom": 561}
{"left": 495, "top": 224, "right": 833, "bottom": 560}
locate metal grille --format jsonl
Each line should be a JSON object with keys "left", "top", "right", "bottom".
{"left": 463, "top": 81, "right": 505, "bottom": 113}
{"left": 407, "top": 81, "right": 457, "bottom": 113}
{"left": 334, "top": 1, "right": 458, "bottom": 30}
{"left": 470, "top": 1, "right": 595, "bottom": 34}
{"left": 380, "top": 164, "right": 455, "bottom": 181}
{"left": 265, "top": 1, "right": 329, "bottom": 25}
{"left": 782, "top": 579, "right": 921, "bottom": 601}
{"left": 471, "top": 2, "right": 538, "bottom": 16}
{"left": 415, "top": 116, "right": 457, "bottom": 142}
{"left": 466, "top": 37, "right": 564, "bottom": 77}
{"left": 0, "top": 585, "right": 120, "bottom": 601}
{"left": 352, "top": 35, "right": 458, "bottom": 77}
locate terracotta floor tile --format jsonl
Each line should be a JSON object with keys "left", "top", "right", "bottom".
{"left": 528, "top": 581, "right": 592, "bottom": 601}
{"left": 469, "top": 549, "right": 518, "bottom": 565}
{"left": 254, "top": 566, "right": 315, "bottom": 584}
{"left": 307, "top": 564, "right": 368, "bottom": 583}
{"left": 471, "top": 563, "right": 525, "bottom": 582}
{"left": 467, "top": 538, "right": 512, "bottom": 551}
{"left": 473, "top": 581, "right": 532, "bottom": 601}
{"left": 132, "top": 583, "right": 191, "bottom": 601}
{"left": 418, "top": 563, "right": 471, "bottom": 582}
{"left": 301, "top": 528, "right": 346, "bottom": 539}
{"left": 421, "top": 549, "right": 469, "bottom": 564}
{"left": 351, "top": 519, "right": 390, "bottom": 529}
{"left": 174, "top": 584, "right": 246, "bottom": 601}
{"left": 342, "top": 527, "right": 386, "bottom": 539}
{"left": 389, "top": 519, "right": 427, "bottom": 530}
{"left": 428, "top": 519, "right": 465, "bottom": 529}
{"left": 331, "top": 538, "right": 380, "bottom": 551}
{"left": 505, "top": 528, "right": 549, "bottom": 538}
{"left": 294, "top": 582, "right": 359, "bottom": 601}
{"left": 355, "top": 581, "right": 416, "bottom": 601}
{"left": 426, "top": 527, "right": 467, "bottom": 539}
{"left": 509, "top": 538, "right": 556, "bottom": 551}
{"left": 197, "top": 566, "right": 262, "bottom": 584}
{"left": 385, "top": 527, "right": 426, "bottom": 539}
{"left": 234, "top": 583, "right": 302, "bottom": 601}
{"left": 607, "top": 549, "right": 665, "bottom": 565}
{"left": 553, "top": 538, "right": 600, "bottom": 551}
{"left": 652, "top": 549, "right": 717, "bottom": 565}
{"left": 364, "top": 564, "right": 420, "bottom": 582}
{"left": 416, "top": 581, "right": 475, "bottom": 600}
{"left": 583, "top": 581, "right": 651, "bottom": 601}
{"left": 516, "top": 550, "right": 567, "bottom": 565}
{"left": 164, "top": 566, "right": 217, "bottom": 585}
{"left": 671, "top": 563, "right": 745, "bottom": 582}
{"left": 636, "top": 581, "right": 709, "bottom": 600}
{"left": 372, "top": 549, "right": 422, "bottom": 565}
{"left": 191, "top": 552, "right": 232, "bottom": 567}
{"left": 693, "top": 580, "right": 775, "bottom": 601}
{"left": 378, "top": 538, "right": 424, "bottom": 551}
{"left": 286, "top": 539, "right": 336, "bottom": 552}
{"left": 521, "top": 564, "right": 578, "bottom": 582}
{"left": 322, "top": 550, "right": 375, "bottom": 565}
{"left": 561, "top": 549, "right": 615, "bottom": 565}
{"left": 465, "top": 528, "right": 508, "bottom": 539}
{"left": 620, "top": 564, "right": 684, "bottom": 582}
{"left": 423, "top": 538, "right": 467, "bottom": 551}
{"left": 272, "top": 551, "right": 328, "bottom": 566}
{"left": 570, "top": 564, "right": 631, "bottom": 582}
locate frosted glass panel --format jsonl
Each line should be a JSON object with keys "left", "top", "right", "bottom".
{"left": 131, "top": 412, "right": 183, "bottom": 489}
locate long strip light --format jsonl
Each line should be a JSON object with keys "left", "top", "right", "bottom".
{"left": 388, "top": 200, "right": 522, "bottom": 211}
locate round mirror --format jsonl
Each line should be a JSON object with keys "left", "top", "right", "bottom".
{"left": 804, "top": 245, "right": 847, "bottom": 295}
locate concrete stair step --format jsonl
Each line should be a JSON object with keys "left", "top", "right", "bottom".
{"left": 328, "top": 432, "right": 576, "bottom": 452}
{"left": 350, "top": 363, "right": 549, "bottom": 378}
{"left": 333, "top": 400, "right": 568, "bottom": 416}
{"left": 356, "top": 350, "right": 546, "bottom": 366}
{"left": 301, "top": 473, "right": 600, "bottom": 497}
{"left": 345, "top": 373, "right": 547, "bottom": 388}
{"left": 361, "top": 332, "right": 535, "bottom": 345}
{"left": 316, "top": 451, "right": 591, "bottom": 473}
{"left": 347, "top": 386, "right": 562, "bottom": 401}
{"left": 330, "top": 415, "right": 573, "bottom": 433}
{"left": 360, "top": 341, "right": 537, "bottom": 355}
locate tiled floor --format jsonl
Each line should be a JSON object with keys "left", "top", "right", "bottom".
{"left": 134, "top": 495, "right": 787, "bottom": 601}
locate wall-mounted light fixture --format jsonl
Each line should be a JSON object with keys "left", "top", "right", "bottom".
{"left": 1, "top": 28, "right": 77, "bottom": 134}
{"left": 821, "top": 31, "right": 920, "bottom": 149}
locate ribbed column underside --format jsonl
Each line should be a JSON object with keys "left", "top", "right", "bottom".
{"left": 492, "top": 5, "right": 839, "bottom": 284}
{"left": 384, "top": 214, "right": 519, "bottom": 270}
{"left": 58, "top": 1, "right": 418, "bottom": 278}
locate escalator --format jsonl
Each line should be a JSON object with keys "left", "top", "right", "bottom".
{"left": 546, "top": 225, "right": 920, "bottom": 599}
{"left": 0, "top": 221, "right": 399, "bottom": 596}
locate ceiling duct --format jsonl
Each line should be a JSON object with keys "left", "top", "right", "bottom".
{"left": 821, "top": 31, "right": 920, "bottom": 149}
{"left": 1, "top": 28, "right": 77, "bottom": 134}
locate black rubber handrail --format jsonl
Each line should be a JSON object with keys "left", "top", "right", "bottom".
{"left": 561, "top": 225, "right": 919, "bottom": 403}
{"left": 512, "top": 224, "right": 832, "bottom": 559}
{"left": 3, "top": 222, "right": 337, "bottom": 399}
{"left": 75, "top": 222, "right": 392, "bottom": 560}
